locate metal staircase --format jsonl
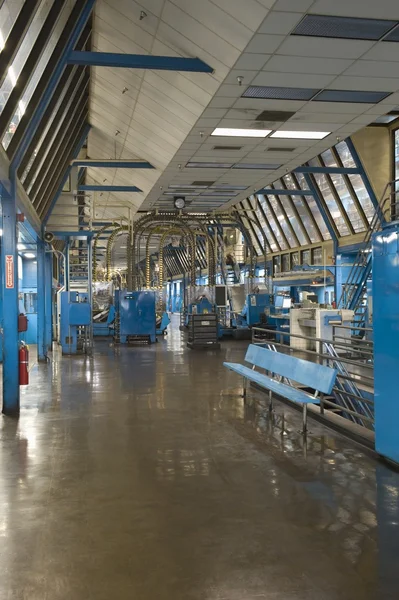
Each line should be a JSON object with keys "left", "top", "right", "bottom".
{"left": 337, "top": 179, "right": 399, "bottom": 328}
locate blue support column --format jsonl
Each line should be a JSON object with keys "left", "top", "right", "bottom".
{"left": 45, "top": 247, "right": 53, "bottom": 352}
{"left": 1, "top": 181, "right": 20, "bottom": 415}
{"left": 37, "top": 241, "right": 46, "bottom": 361}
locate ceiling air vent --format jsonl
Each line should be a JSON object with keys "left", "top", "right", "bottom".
{"left": 242, "top": 86, "right": 319, "bottom": 101}
{"left": 266, "top": 147, "right": 296, "bottom": 153}
{"left": 213, "top": 145, "right": 243, "bottom": 151}
{"left": 292, "top": 14, "right": 398, "bottom": 41}
{"left": 256, "top": 110, "right": 295, "bottom": 121}
{"left": 191, "top": 181, "right": 215, "bottom": 186}
{"left": 314, "top": 89, "right": 391, "bottom": 103}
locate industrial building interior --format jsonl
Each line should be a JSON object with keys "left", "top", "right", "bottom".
{"left": 2, "top": 0, "right": 399, "bottom": 598}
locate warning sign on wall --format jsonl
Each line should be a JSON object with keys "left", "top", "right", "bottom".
{"left": 6, "top": 255, "right": 14, "bottom": 289}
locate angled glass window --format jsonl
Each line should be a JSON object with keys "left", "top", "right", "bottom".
{"left": 238, "top": 203, "right": 260, "bottom": 256}
{"left": 0, "top": 1, "right": 25, "bottom": 46}
{"left": 252, "top": 195, "right": 279, "bottom": 252}
{"left": 0, "top": 0, "right": 52, "bottom": 129}
{"left": 308, "top": 158, "right": 349, "bottom": 236}
{"left": 241, "top": 199, "right": 263, "bottom": 254}
{"left": 267, "top": 194, "right": 296, "bottom": 247}
{"left": 3, "top": 3, "right": 74, "bottom": 150}
{"left": 294, "top": 172, "right": 332, "bottom": 240}
{"left": 282, "top": 174, "right": 321, "bottom": 243}
{"left": 247, "top": 195, "right": 272, "bottom": 253}
{"left": 335, "top": 140, "right": 375, "bottom": 221}
{"left": 258, "top": 194, "right": 288, "bottom": 250}
{"left": 321, "top": 149, "right": 365, "bottom": 233}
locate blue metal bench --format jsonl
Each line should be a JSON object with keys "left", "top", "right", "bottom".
{"left": 224, "top": 344, "right": 337, "bottom": 434}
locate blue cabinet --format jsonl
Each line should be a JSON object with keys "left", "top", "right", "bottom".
{"left": 119, "top": 291, "right": 156, "bottom": 343}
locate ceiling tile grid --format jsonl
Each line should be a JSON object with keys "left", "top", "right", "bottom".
{"left": 67, "top": 0, "right": 399, "bottom": 219}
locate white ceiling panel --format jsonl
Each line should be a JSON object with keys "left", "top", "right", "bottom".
{"left": 59, "top": 0, "right": 399, "bottom": 218}
{"left": 276, "top": 37, "right": 374, "bottom": 59}
{"left": 273, "top": 0, "right": 313, "bottom": 11}
{"left": 309, "top": 0, "right": 399, "bottom": 20}
{"left": 251, "top": 71, "right": 335, "bottom": 88}
{"left": 258, "top": 11, "right": 302, "bottom": 34}
{"left": 264, "top": 55, "right": 354, "bottom": 75}
{"left": 245, "top": 34, "right": 285, "bottom": 54}
{"left": 233, "top": 53, "right": 271, "bottom": 71}
{"left": 345, "top": 61, "right": 399, "bottom": 79}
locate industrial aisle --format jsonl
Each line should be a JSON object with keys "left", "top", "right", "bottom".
{"left": 0, "top": 321, "right": 398, "bottom": 599}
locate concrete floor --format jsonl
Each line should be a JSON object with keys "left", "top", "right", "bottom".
{"left": 1, "top": 319, "right": 399, "bottom": 599}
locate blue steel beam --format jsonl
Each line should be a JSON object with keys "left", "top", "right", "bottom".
{"left": 43, "top": 122, "right": 92, "bottom": 225}
{"left": 72, "top": 159, "right": 154, "bottom": 169}
{"left": 10, "top": 0, "right": 96, "bottom": 173}
{"left": 67, "top": 51, "right": 214, "bottom": 73}
{"left": 1, "top": 180, "right": 20, "bottom": 415}
{"left": 294, "top": 166, "right": 360, "bottom": 175}
{"left": 257, "top": 188, "right": 311, "bottom": 196}
{"left": 345, "top": 137, "right": 382, "bottom": 215}
{"left": 37, "top": 241, "right": 46, "bottom": 361}
{"left": 45, "top": 248, "right": 53, "bottom": 353}
{"left": 78, "top": 185, "right": 142, "bottom": 192}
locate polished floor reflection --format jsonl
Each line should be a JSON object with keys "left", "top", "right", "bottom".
{"left": 1, "top": 319, "right": 399, "bottom": 599}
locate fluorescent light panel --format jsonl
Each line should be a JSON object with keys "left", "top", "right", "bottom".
{"left": 200, "top": 191, "right": 238, "bottom": 197}
{"left": 186, "top": 162, "right": 234, "bottom": 168}
{"left": 233, "top": 163, "right": 281, "bottom": 169}
{"left": 271, "top": 131, "right": 330, "bottom": 140}
{"left": 211, "top": 128, "right": 272, "bottom": 138}
{"left": 168, "top": 184, "right": 208, "bottom": 189}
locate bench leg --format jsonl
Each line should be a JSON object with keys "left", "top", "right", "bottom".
{"left": 243, "top": 377, "right": 247, "bottom": 403}
{"left": 302, "top": 404, "right": 308, "bottom": 436}
{"left": 268, "top": 389, "right": 273, "bottom": 412}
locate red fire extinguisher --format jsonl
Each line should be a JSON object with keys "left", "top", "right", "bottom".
{"left": 19, "top": 342, "right": 29, "bottom": 386}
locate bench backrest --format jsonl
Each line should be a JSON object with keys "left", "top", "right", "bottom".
{"left": 244, "top": 344, "right": 337, "bottom": 395}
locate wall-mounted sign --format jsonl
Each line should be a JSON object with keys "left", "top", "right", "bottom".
{"left": 6, "top": 255, "right": 14, "bottom": 289}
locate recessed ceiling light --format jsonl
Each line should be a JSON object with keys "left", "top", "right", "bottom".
{"left": 211, "top": 128, "right": 272, "bottom": 138}
{"left": 209, "top": 185, "right": 248, "bottom": 190}
{"left": 163, "top": 191, "right": 201, "bottom": 196}
{"left": 186, "top": 162, "right": 234, "bottom": 168}
{"left": 233, "top": 163, "right": 281, "bottom": 169}
{"left": 270, "top": 131, "right": 331, "bottom": 140}
{"left": 212, "top": 145, "right": 243, "bottom": 150}
{"left": 201, "top": 191, "right": 238, "bottom": 197}
{"left": 168, "top": 184, "right": 208, "bottom": 189}
{"left": 24, "top": 252, "right": 36, "bottom": 259}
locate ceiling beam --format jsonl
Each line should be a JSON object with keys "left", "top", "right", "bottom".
{"left": 72, "top": 159, "right": 154, "bottom": 168}
{"left": 294, "top": 166, "right": 359, "bottom": 175}
{"left": 257, "top": 188, "right": 312, "bottom": 196}
{"left": 67, "top": 51, "right": 214, "bottom": 73}
{"left": 78, "top": 185, "right": 142, "bottom": 192}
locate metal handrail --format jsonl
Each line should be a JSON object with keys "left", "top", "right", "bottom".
{"left": 252, "top": 326, "right": 373, "bottom": 371}
{"left": 338, "top": 180, "right": 399, "bottom": 311}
